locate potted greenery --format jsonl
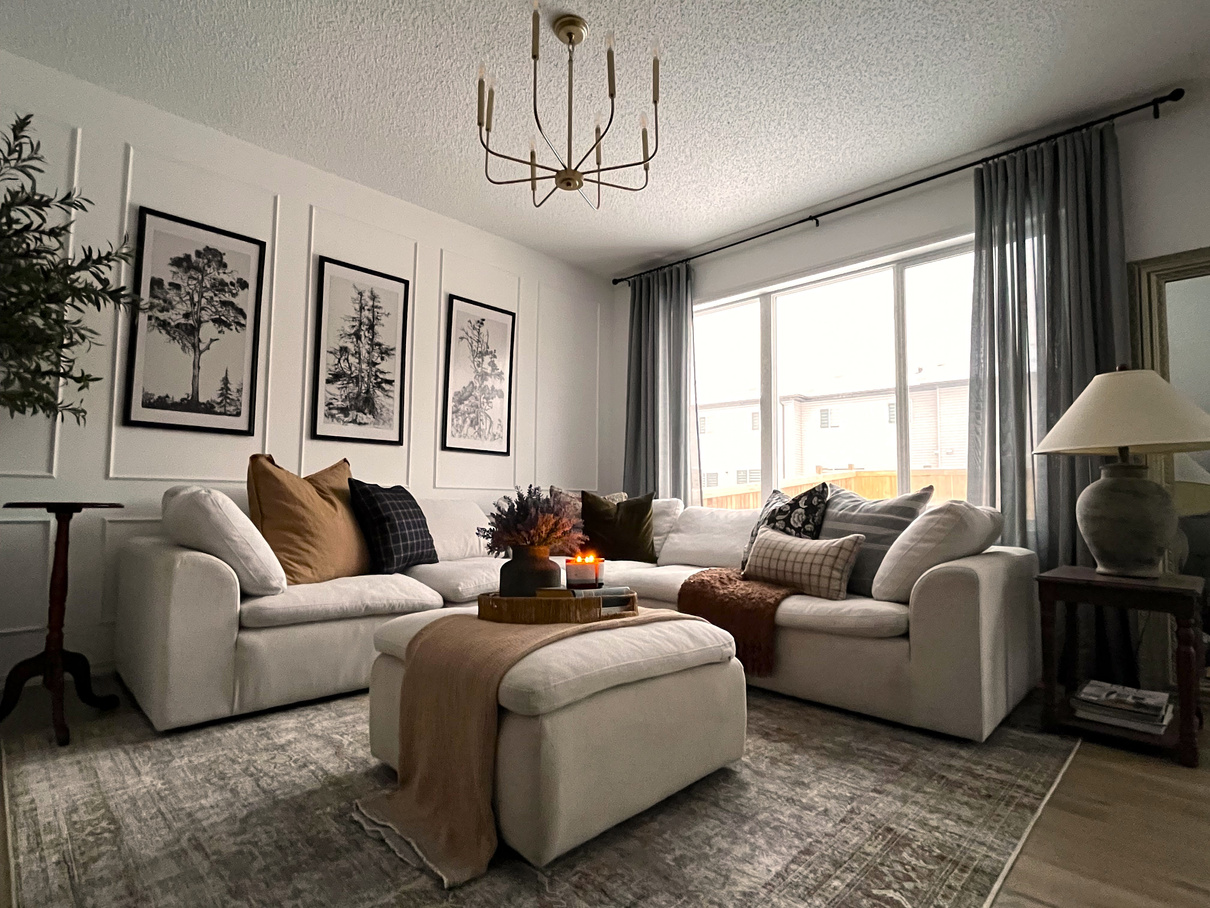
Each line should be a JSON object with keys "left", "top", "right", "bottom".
{"left": 0, "top": 113, "right": 136, "bottom": 423}
{"left": 477, "top": 485, "right": 587, "bottom": 596}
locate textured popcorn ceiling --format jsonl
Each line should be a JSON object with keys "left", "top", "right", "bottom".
{"left": 3, "top": 1, "right": 1209, "bottom": 277}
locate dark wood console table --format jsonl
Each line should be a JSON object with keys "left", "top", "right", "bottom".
{"left": 1, "top": 502, "right": 122, "bottom": 744}
{"left": 1037, "top": 566, "right": 1205, "bottom": 767}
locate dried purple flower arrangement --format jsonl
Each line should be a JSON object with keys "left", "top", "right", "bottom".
{"left": 477, "top": 484, "right": 587, "bottom": 556}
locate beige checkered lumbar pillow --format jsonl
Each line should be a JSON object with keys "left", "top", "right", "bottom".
{"left": 742, "top": 530, "right": 865, "bottom": 600}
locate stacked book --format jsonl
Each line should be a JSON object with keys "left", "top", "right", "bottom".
{"left": 1070, "top": 680, "right": 1173, "bottom": 735}
{"left": 537, "top": 586, "right": 635, "bottom": 614}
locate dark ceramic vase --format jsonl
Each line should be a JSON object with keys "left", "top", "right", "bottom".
{"left": 499, "top": 545, "right": 562, "bottom": 597}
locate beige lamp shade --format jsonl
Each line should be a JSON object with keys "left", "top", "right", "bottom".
{"left": 1033, "top": 368, "right": 1210, "bottom": 455}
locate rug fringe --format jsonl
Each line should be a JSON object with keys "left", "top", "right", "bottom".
{"left": 979, "top": 738, "right": 1082, "bottom": 908}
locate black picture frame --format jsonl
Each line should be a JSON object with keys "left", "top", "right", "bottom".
{"left": 310, "top": 256, "right": 410, "bottom": 446}
{"left": 441, "top": 294, "right": 516, "bottom": 456}
{"left": 123, "top": 207, "right": 266, "bottom": 436}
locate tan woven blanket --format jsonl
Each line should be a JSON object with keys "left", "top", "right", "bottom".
{"left": 678, "top": 568, "right": 795, "bottom": 676}
{"left": 354, "top": 607, "right": 700, "bottom": 888}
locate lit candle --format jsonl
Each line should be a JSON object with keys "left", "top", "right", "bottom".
{"left": 606, "top": 31, "right": 616, "bottom": 99}
{"left": 531, "top": 0, "right": 540, "bottom": 60}
{"left": 652, "top": 43, "right": 660, "bottom": 105}
{"left": 477, "top": 64, "right": 485, "bottom": 127}
{"left": 565, "top": 554, "right": 604, "bottom": 589}
{"left": 640, "top": 112, "right": 649, "bottom": 169}
{"left": 485, "top": 76, "right": 495, "bottom": 132}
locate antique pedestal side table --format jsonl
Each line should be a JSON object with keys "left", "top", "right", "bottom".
{"left": 1037, "top": 565, "right": 1205, "bottom": 767}
{"left": 1, "top": 502, "right": 122, "bottom": 744}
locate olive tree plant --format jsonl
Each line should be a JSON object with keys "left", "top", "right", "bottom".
{"left": 0, "top": 113, "right": 136, "bottom": 422}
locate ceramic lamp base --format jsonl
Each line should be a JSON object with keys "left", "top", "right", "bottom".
{"left": 1075, "top": 463, "right": 1177, "bottom": 578}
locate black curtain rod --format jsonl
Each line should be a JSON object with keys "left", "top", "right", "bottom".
{"left": 612, "top": 87, "right": 1186, "bottom": 285}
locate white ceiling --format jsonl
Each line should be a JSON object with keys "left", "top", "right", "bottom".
{"left": 4, "top": 1, "right": 1209, "bottom": 277}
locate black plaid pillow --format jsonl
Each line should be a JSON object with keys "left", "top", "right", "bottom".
{"left": 347, "top": 479, "right": 438, "bottom": 574}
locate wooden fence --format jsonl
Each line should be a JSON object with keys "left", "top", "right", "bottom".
{"left": 701, "top": 468, "right": 967, "bottom": 510}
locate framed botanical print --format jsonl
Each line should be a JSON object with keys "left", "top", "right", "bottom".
{"left": 310, "top": 256, "right": 410, "bottom": 445}
{"left": 124, "top": 207, "right": 266, "bottom": 435}
{"left": 441, "top": 294, "right": 516, "bottom": 456}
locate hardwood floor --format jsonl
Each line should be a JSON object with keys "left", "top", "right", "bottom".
{"left": 1, "top": 680, "right": 1207, "bottom": 907}
{"left": 994, "top": 684, "right": 1210, "bottom": 908}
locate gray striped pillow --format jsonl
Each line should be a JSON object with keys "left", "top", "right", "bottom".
{"left": 818, "top": 486, "right": 933, "bottom": 596}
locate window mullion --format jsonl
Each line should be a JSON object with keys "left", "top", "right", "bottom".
{"left": 892, "top": 264, "right": 911, "bottom": 494}
{"left": 759, "top": 292, "right": 776, "bottom": 502}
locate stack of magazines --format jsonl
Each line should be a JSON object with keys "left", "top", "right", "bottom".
{"left": 1070, "top": 680, "right": 1173, "bottom": 735}
{"left": 537, "top": 586, "right": 635, "bottom": 613}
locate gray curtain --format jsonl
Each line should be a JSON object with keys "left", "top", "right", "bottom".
{"left": 967, "top": 123, "right": 1137, "bottom": 684}
{"left": 623, "top": 262, "right": 700, "bottom": 502}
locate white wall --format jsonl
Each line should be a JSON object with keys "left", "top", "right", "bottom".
{"left": 0, "top": 50, "right": 613, "bottom": 674}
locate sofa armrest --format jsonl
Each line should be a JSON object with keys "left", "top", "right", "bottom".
{"left": 907, "top": 546, "right": 1040, "bottom": 741}
{"left": 116, "top": 535, "right": 240, "bottom": 731}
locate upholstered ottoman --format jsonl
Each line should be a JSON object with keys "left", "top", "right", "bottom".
{"left": 368, "top": 607, "right": 746, "bottom": 867}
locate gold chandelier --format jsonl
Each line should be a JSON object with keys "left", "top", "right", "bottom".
{"left": 476, "top": 2, "right": 659, "bottom": 208}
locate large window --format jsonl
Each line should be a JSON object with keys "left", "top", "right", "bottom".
{"left": 693, "top": 244, "right": 974, "bottom": 508}
{"left": 693, "top": 299, "right": 761, "bottom": 509}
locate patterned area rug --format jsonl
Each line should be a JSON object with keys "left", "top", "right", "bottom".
{"left": 3, "top": 689, "right": 1074, "bottom": 907}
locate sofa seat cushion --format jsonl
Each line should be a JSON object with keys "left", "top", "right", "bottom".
{"left": 405, "top": 557, "right": 502, "bottom": 603}
{"left": 602, "top": 561, "right": 706, "bottom": 603}
{"left": 774, "top": 594, "right": 909, "bottom": 638}
{"left": 240, "top": 574, "right": 443, "bottom": 628}
{"left": 657, "top": 507, "right": 760, "bottom": 570}
{"left": 374, "top": 607, "right": 735, "bottom": 716}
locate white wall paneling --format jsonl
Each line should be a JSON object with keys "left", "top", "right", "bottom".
{"left": 299, "top": 206, "right": 417, "bottom": 484}
{"left": 0, "top": 50, "right": 613, "bottom": 676}
{"left": 106, "top": 148, "right": 279, "bottom": 482}
{"left": 433, "top": 249, "right": 523, "bottom": 491}
{"left": 0, "top": 111, "right": 76, "bottom": 479}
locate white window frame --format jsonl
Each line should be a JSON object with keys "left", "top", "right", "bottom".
{"left": 694, "top": 236, "right": 974, "bottom": 502}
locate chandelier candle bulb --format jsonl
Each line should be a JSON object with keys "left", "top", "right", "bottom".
{"left": 485, "top": 82, "right": 495, "bottom": 132}
{"left": 606, "top": 35, "right": 616, "bottom": 98}
{"left": 531, "top": 0, "right": 540, "bottom": 59}
{"left": 653, "top": 55, "right": 659, "bottom": 105}
{"left": 595, "top": 123, "right": 602, "bottom": 165}
{"left": 641, "top": 113, "right": 649, "bottom": 168}
{"left": 529, "top": 148, "right": 537, "bottom": 192}
{"left": 477, "top": 75, "right": 485, "bottom": 127}
{"left": 565, "top": 555, "right": 605, "bottom": 589}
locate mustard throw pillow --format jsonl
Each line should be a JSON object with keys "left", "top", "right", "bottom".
{"left": 246, "top": 455, "right": 371, "bottom": 584}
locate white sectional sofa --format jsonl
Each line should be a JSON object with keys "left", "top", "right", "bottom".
{"left": 117, "top": 495, "right": 1040, "bottom": 741}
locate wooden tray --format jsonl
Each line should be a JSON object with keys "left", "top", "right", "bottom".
{"left": 477, "top": 592, "right": 639, "bottom": 624}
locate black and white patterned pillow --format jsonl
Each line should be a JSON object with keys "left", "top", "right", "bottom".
{"left": 740, "top": 483, "right": 829, "bottom": 569}
{"left": 347, "top": 479, "right": 438, "bottom": 574}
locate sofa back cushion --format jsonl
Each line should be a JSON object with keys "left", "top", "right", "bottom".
{"left": 246, "top": 455, "right": 371, "bottom": 585}
{"left": 652, "top": 498, "right": 685, "bottom": 558}
{"left": 743, "top": 530, "right": 864, "bottom": 601}
{"left": 871, "top": 501, "right": 1004, "bottom": 603}
{"left": 657, "top": 506, "right": 760, "bottom": 569}
{"left": 818, "top": 486, "right": 933, "bottom": 596}
{"left": 161, "top": 486, "right": 287, "bottom": 596}
{"left": 415, "top": 498, "right": 489, "bottom": 561}
{"left": 582, "top": 491, "right": 657, "bottom": 562}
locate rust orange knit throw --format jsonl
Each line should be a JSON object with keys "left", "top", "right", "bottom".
{"left": 354, "top": 608, "right": 700, "bottom": 888}
{"left": 678, "top": 568, "right": 794, "bottom": 676}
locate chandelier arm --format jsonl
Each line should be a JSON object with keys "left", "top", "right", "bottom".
{"left": 585, "top": 170, "right": 649, "bottom": 191}
{"left": 481, "top": 127, "right": 561, "bottom": 173}
{"left": 532, "top": 59, "right": 567, "bottom": 168}
{"left": 582, "top": 104, "right": 659, "bottom": 176}
{"left": 533, "top": 183, "right": 559, "bottom": 208}
{"left": 575, "top": 184, "right": 600, "bottom": 210}
{"left": 574, "top": 95, "right": 615, "bottom": 172}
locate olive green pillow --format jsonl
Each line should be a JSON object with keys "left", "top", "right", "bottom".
{"left": 581, "top": 491, "right": 656, "bottom": 563}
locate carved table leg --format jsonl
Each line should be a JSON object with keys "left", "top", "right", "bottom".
{"left": 63, "top": 650, "right": 119, "bottom": 711}
{"left": 0, "top": 652, "right": 46, "bottom": 723}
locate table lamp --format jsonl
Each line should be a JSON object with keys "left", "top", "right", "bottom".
{"left": 1033, "top": 367, "right": 1210, "bottom": 577}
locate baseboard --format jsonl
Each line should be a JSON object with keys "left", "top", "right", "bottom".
{"left": 980, "top": 738, "right": 1082, "bottom": 908}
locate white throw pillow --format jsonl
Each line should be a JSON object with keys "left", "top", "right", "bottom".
{"left": 743, "top": 530, "right": 865, "bottom": 600}
{"left": 415, "top": 499, "right": 490, "bottom": 561}
{"left": 871, "top": 501, "right": 1005, "bottom": 603}
{"left": 651, "top": 498, "right": 686, "bottom": 558}
{"left": 161, "top": 486, "right": 287, "bottom": 596}
{"left": 657, "top": 506, "right": 760, "bottom": 570}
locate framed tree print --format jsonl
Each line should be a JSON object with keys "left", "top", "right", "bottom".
{"left": 310, "top": 256, "right": 409, "bottom": 445}
{"left": 124, "top": 207, "right": 265, "bottom": 435}
{"left": 441, "top": 294, "right": 516, "bottom": 456}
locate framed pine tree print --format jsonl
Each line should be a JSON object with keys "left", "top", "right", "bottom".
{"left": 441, "top": 294, "right": 515, "bottom": 456}
{"left": 123, "top": 207, "right": 265, "bottom": 435}
{"left": 310, "top": 256, "right": 409, "bottom": 445}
